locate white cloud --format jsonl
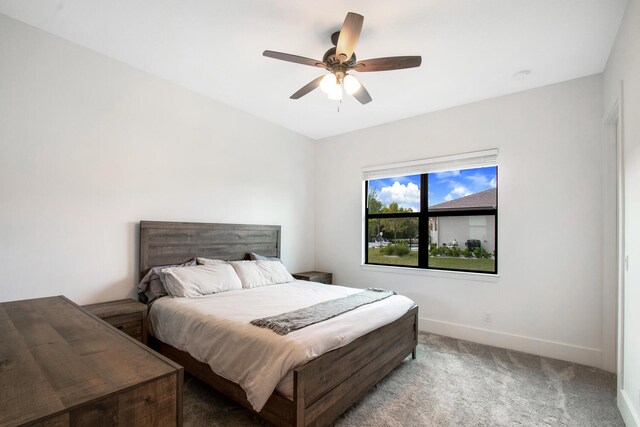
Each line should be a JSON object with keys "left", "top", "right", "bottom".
{"left": 451, "top": 185, "right": 471, "bottom": 196}
{"left": 464, "top": 173, "right": 497, "bottom": 192}
{"left": 379, "top": 181, "right": 420, "bottom": 210}
{"left": 465, "top": 173, "right": 491, "bottom": 187}
{"left": 442, "top": 184, "right": 472, "bottom": 203}
{"left": 435, "top": 170, "right": 460, "bottom": 180}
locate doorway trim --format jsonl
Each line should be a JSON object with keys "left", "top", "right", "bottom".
{"left": 603, "top": 82, "right": 624, "bottom": 390}
{"left": 602, "top": 83, "right": 623, "bottom": 378}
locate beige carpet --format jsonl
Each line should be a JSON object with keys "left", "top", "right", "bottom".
{"left": 183, "top": 333, "right": 624, "bottom": 426}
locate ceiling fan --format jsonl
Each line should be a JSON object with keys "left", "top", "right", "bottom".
{"left": 263, "top": 12, "right": 422, "bottom": 105}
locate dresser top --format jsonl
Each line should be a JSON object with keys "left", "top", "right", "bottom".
{"left": 0, "top": 296, "right": 180, "bottom": 426}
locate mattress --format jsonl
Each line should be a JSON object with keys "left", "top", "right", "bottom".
{"left": 149, "top": 280, "right": 415, "bottom": 411}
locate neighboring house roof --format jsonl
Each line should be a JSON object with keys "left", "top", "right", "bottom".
{"left": 429, "top": 188, "right": 497, "bottom": 211}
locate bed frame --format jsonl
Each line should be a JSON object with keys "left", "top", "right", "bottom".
{"left": 140, "top": 221, "right": 418, "bottom": 427}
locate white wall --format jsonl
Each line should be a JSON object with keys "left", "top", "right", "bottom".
{"left": 603, "top": 0, "right": 640, "bottom": 424}
{"left": 315, "top": 75, "right": 613, "bottom": 370}
{"left": 0, "top": 9, "right": 623, "bottom": 383}
{"left": 0, "top": 15, "right": 316, "bottom": 305}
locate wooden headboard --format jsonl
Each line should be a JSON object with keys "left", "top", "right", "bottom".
{"left": 139, "top": 221, "right": 281, "bottom": 279}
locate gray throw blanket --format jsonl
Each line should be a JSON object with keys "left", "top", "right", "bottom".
{"left": 250, "top": 288, "right": 396, "bottom": 335}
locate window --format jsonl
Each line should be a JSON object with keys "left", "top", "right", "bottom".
{"left": 364, "top": 151, "right": 498, "bottom": 274}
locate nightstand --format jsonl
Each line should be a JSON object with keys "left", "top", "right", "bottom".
{"left": 293, "top": 271, "right": 333, "bottom": 284}
{"left": 83, "top": 298, "right": 148, "bottom": 344}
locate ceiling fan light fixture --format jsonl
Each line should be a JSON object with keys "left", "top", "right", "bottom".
{"left": 320, "top": 73, "right": 338, "bottom": 93}
{"left": 327, "top": 83, "right": 343, "bottom": 100}
{"left": 343, "top": 74, "right": 361, "bottom": 95}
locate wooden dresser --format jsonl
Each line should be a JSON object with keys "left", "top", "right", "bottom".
{"left": 0, "top": 296, "right": 183, "bottom": 426}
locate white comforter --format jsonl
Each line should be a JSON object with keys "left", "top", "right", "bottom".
{"left": 149, "top": 280, "right": 415, "bottom": 411}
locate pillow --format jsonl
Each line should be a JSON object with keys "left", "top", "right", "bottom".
{"left": 247, "top": 252, "right": 281, "bottom": 262}
{"left": 137, "top": 258, "right": 197, "bottom": 304}
{"left": 229, "top": 260, "right": 294, "bottom": 289}
{"left": 161, "top": 264, "right": 242, "bottom": 297}
{"left": 197, "top": 257, "right": 228, "bottom": 265}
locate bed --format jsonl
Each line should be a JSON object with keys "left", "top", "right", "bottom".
{"left": 140, "top": 220, "right": 419, "bottom": 427}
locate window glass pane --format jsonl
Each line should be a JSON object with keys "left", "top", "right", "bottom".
{"left": 428, "top": 166, "right": 497, "bottom": 209}
{"left": 427, "top": 215, "right": 496, "bottom": 272}
{"left": 367, "top": 175, "right": 420, "bottom": 213}
{"left": 368, "top": 218, "right": 419, "bottom": 267}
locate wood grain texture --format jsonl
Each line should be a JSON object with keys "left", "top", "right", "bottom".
{"left": 83, "top": 299, "right": 148, "bottom": 344}
{"left": 140, "top": 221, "right": 417, "bottom": 427}
{"left": 290, "top": 76, "right": 323, "bottom": 99}
{"left": 0, "top": 296, "right": 182, "bottom": 426}
{"left": 354, "top": 56, "right": 422, "bottom": 72}
{"left": 150, "top": 307, "right": 418, "bottom": 427}
{"left": 292, "top": 271, "right": 333, "bottom": 285}
{"left": 116, "top": 374, "right": 178, "bottom": 426}
{"left": 82, "top": 298, "right": 146, "bottom": 318}
{"left": 262, "top": 50, "right": 326, "bottom": 68}
{"left": 151, "top": 338, "right": 295, "bottom": 427}
{"left": 140, "top": 221, "right": 281, "bottom": 279}
{"left": 31, "top": 413, "right": 69, "bottom": 426}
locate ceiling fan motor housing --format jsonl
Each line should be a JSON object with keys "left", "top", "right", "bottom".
{"left": 323, "top": 47, "right": 357, "bottom": 79}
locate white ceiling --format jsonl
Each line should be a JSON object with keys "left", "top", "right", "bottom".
{"left": 0, "top": 0, "right": 628, "bottom": 140}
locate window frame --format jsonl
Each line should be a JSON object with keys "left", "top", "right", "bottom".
{"left": 364, "top": 169, "right": 498, "bottom": 274}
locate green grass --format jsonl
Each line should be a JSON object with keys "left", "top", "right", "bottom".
{"left": 367, "top": 247, "right": 418, "bottom": 266}
{"left": 428, "top": 257, "right": 495, "bottom": 272}
{"left": 367, "top": 247, "right": 495, "bottom": 272}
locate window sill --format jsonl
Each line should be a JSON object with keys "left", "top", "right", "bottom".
{"left": 360, "top": 264, "right": 500, "bottom": 282}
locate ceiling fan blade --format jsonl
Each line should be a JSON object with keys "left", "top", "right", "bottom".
{"left": 263, "top": 50, "right": 326, "bottom": 68}
{"left": 290, "top": 76, "right": 324, "bottom": 99}
{"left": 336, "top": 12, "right": 364, "bottom": 63}
{"left": 353, "top": 56, "right": 422, "bottom": 72}
{"left": 352, "top": 80, "right": 372, "bottom": 105}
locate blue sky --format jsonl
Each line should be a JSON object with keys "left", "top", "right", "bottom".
{"left": 368, "top": 166, "right": 497, "bottom": 211}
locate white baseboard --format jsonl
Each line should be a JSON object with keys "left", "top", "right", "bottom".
{"left": 619, "top": 389, "right": 640, "bottom": 427}
{"left": 419, "top": 317, "right": 603, "bottom": 369}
